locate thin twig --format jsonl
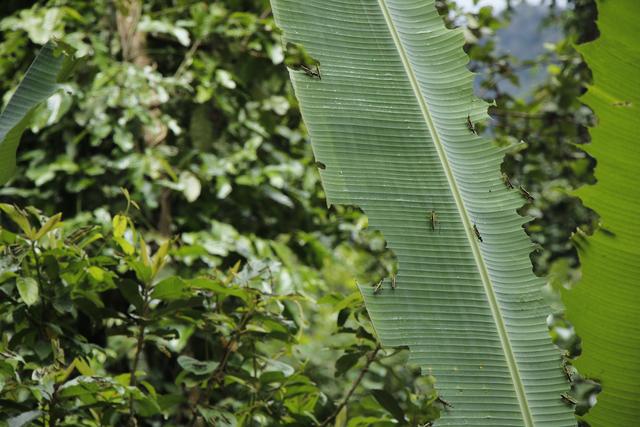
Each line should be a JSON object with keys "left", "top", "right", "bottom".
{"left": 47, "top": 385, "right": 60, "bottom": 427}
{"left": 317, "top": 344, "right": 382, "bottom": 427}
{"left": 210, "top": 310, "right": 252, "bottom": 385}
{"left": 187, "top": 305, "right": 254, "bottom": 426}
{"left": 197, "top": 305, "right": 255, "bottom": 408}
{"left": 259, "top": 7, "right": 272, "bottom": 19}
{"left": 29, "top": 240, "right": 49, "bottom": 331}
{"left": 174, "top": 38, "right": 202, "bottom": 79}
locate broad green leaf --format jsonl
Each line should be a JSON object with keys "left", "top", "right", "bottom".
{"left": 87, "top": 266, "right": 106, "bottom": 282}
{"left": 334, "top": 352, "right": 362, "bottom": 378}
{"left": 152, "top": 240, "right": 171, "bottom": 276}
{"left": 335, "top": 406, "right": 347, "bottom": 427}
{"left": 16, "top": 277, "right": 39, "bottom": 306}
{"left": 179, "top": 170, "right": 202, "bottom": 202}
{"left": 118, "top": 278, "right": 144, "bottom": 311}
{"left": 7, "top": 410, "right": 43, "bottom": 427}
{"left": 133, "top": 393, "right": 162, "bottom": 417}
{"left": 115, "top": 236, "right": 135, "bottom": 255}
{"left": 34, "top": 212, "right": 62, "bottom": 240}
{"left": 128, "top": 259, "right": 152, "bottom": 284}
{"left": 0, "top": 41, "right": 75, "bottom": 185}
{"left": 58, "top": 376, "right": 112, "bottom": 399}
{"left": 140, "top": 380, "right": 158, "bottom": 400}
{"left": 188, "top": 277, "right": 250, "bottom": 301}
{"left": 139, "top": 237, "right": 151, "bottom": 267}
{"left": 0, "top": 203, "right": 35, "bottom": 238}
{"left": 112, "top": 214, "right": 128, "bottom": 238}
{"left": 562, "top": 1, "right": 640, "bottom": 425}
{"left": 177, "top": 355, "right": 219, "bottom": 375}
{"left": 151, "top": 276, "right": 188, "bottom": 301}
{"left": 263, "top": 359, "right": 295, "bottom": 377}
{"left": 56, "top": 358, "right": 94, "bottom": 383}
{"left": 270, "top": 1, "right": 573, "bottom": 425}
{"left": 371, "top": 389, "right": 405, "bottom": 423}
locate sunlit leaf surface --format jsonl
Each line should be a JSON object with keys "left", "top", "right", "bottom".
{"left": 563, "top": 0, "right": 640, "bottom": 424}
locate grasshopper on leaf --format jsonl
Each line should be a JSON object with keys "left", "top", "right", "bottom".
{"left": 429, "top": 210, "right": 438, "bottom": 232}
{"left": 373, "top": 279, "right": 384, "bottom": 295}
{"left": 560, "top": 392, "right": 576, "bottom": 406}
{"left": 466, "top": 115, "right": 477, "bottom": 135}
{"left": 473, "top": 224, "right": 483, "bottom": 242}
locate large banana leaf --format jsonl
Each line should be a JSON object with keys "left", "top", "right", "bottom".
{"left": 0, "top": 41, "right": 75, "bottom": 185}
{"left": 562, "top": 1, "right": 640, "bottom": 425}
{"left": 270, "top": 0, "right": 573, "bottom": 425}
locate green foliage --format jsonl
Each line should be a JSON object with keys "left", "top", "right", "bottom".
{"left": 0, "top": 207, "right": 439, "bottom": 426}
{"left": 562, "top": 0, "right": 640, "bottom": 424}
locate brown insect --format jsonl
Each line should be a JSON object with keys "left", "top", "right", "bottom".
{"left": 466, "top": 115, "right": 477, "bottom": 135}
{"left": 64, "top": 225, "right": 98, "bottom": 245}
{"left": 561, "top": 360, "right": 573, "bottom": 381}
{"left": 560, "top": 392, "right": 576, "bottom": 406}
{"left": 391, "top": 275, "right": 397, "bottom": 290}
{"left": 473, "top": 224, "right": 483, "bottom": 242}
{"left": 298, "top": 63, "right": 321, "bottom": 80}
{"left": 436, "top": 396, "right": 453, "bottom": 408}
{"left": 519, "top": 185, "right": 534, "bottom": 202}
{"left": 502, "top": 173, "right": 514, "bottom": 189}
{"left": 612, "top": 100, "right": 632, "bottom": 107}
{"left": 429, "top": 210, "right": 438, "bottom": 231}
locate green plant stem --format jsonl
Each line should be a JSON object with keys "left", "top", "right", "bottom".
{"left": 48, "top": 385, "right": 60, "bottom": 427}
{"left": 187, "top": 301, "right": 256, "bottom": 426}
{"left": 211, "top": 310, "right": 252, "bottom": 384}
{"left": 31, "top": 240, "right": 45, "bottom": 288}
{"left": 128, "top": 283, "right": 151, "bottom": 426}
{"left": 29, "top": 240, "right": 49, "bottom": 330}
{"left": 174, "top": 38, "right": 202, "bottom": 79}
{"left": 317, "top": 344, "right": 381, "bottom": 427}
{"left": 199, "top": 306, "right": 254, "bottom": 405}
{"left": 249, "top": 340, "right": 258, "bottom": 423}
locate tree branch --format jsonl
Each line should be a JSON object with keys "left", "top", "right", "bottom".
{"left": 317, "top": 344, "right": 382, "bottom": 427}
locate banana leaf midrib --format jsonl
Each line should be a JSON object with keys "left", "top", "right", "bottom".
{"left": 271, "top": 0, "right": 574, "bottom": 424}
{"left": 375, "top": 1, "right": 534, "bottom": 424}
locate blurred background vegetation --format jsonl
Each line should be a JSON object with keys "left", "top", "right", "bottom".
{"left": 0, "top": 0, "right": 599, "bottom": 425}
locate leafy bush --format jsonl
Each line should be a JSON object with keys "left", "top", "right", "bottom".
{"left": 0, "top": 204, "right": 440, "bottom": 426}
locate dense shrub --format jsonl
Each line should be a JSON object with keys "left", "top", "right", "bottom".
{"left": 0, "top": 205, "right": 439, "bottom": 426}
